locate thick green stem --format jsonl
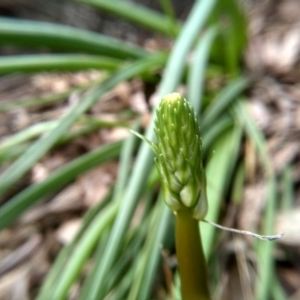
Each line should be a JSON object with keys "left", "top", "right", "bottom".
{"left": 175, "top": 208, "right": 211, "bottom": 300}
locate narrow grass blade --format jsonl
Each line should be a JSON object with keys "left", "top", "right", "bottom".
{"left": 235, "top": 100, "right": 273, "bottom": 176}
{"left": 209, "top": 0, "right": 247, "bottom": 75}
{"left": 255, "top": 177, "right": 277, "bottom": 300}
{"left": 74, "top": 0, "right": 181, "bottom": 37}
{"left": 128, "top": 197, "right": 172, "bottom": 300}
{"left": 0, "top": 119, "right": 125, "bottom": 164}
{"left": 281, "top": 166, "right": 293, "bottom": 210}
{"left": 0, "top": 144, "right": 28, "bottom": 164}
{"left": 201, "top": 77, "right": 249, "bottom": 130}
{"left": 111, "top": 121, "right": 140, "bottom": 203}
{"left": 0, "top": 54, "right": 121, "bottom": 74}
{"left": 0, "top": 81, "right": 93, "bottom": 111}
{"left": 187, "top": 26, "right": 218, "bottom": 113}
{"left": 202, "top": 116, "right": 232, "bottom": 156}
{"left": 271, "top": 273, "right": 287, "bottom": 300}
{"left": 0, "top": 17, "right": 147, "bottom": 59}
{"left": 0, "top": 120, "right": 58, "bottom": 155}
{"left": 201, "top": 124, "right": 243, "bottom": 258}
{"left": 159, "top": 0, "right": 177, "bottom": 37}
{"left": 81, "top": 199, "right": 153, "bottom": 300}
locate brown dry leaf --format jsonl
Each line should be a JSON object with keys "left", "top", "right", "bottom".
{"left": 129, "top": 91, "right": 148, "bottom": 114}
{"left": 0, "top": 113, "right": 12, "bottom": 137}
{"left": 248, "top": 100, "right": 271, "bottom": 131}
{"left": 0, "top": 266, "right": 30, "bottom": 300}
{"left": 246, "top": 26, "right": 300, "bottom": 75}
{"left": 100, "top": 128, "right": 130, "bottom": 143}
{"left": 79, "top": 162, "right": 118, "bottom": 207}
{"left": 215, "top": 239, "right": 256, "bottom": 300}
{"left": 278, "top": 267, "right": 300, "bottom": 296}
{"left": 244, "top": 138, "right": 257, "bottom": 183}
{"left": 20, "top": 184, "right": 84, "bottom": 224}
{"left": 0, "top": 76, "right": 32, "bottom": 103}
{"left": 290, "top": 289, "right": 300, "bottom": 300}
{"left": 0, "top": 226, "right": 37, "bottom": 251}
{"left": 149, "top": 90, "right": 160, "bottom": 108}
{"left": 31, "top": 71, "right": 103, "bottom": 95}
{"left": 32, "top": 153, "right": 68, "bottom": 183}
{"left": 277, "top": 0, "right": 300, "bottom": 23}
{"left": 275, "top": 209, "right": 300, "bottom": 246}
{"left": 74, "top": 132, "right": 103, "bottom": 151}
{"left": 49, "top": 184, "right": 84, "bottom": 212}
{"left": 238, "top": 183, "right": 266, "bottom": 234}
{"left": 69, "top": 282, "right": 81, "bottom": 300}
{"left": 20, "top": 184, "right": 85, "bottom": 224}
{"left": 8, "top": 109, "right": 31, "bottom": 132}
{"left": 56, "top": 219, "right": 82, "bottom": 245}
{"left": 270, "top": 141, "right": 299, "bottom": 173}
{"left": 91, "top": 82, "right": 132, "bottom": 114}
{"left": 0, "top": 235, "right": 42, "bottom": 276}
{"left": 31, "top": 163, "right": 50, "bottom": 183}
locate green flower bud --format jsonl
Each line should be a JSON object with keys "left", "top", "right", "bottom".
{"left": 153, "top": 93, "right": 208, "bottom": 220}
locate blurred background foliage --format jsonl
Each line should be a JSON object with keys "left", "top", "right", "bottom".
{"left": 0, "top": 0, "right": 299, "bottom": 299}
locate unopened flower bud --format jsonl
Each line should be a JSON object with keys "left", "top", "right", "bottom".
{"left": 153, "top": 93, "right": 208, "bottom": 220}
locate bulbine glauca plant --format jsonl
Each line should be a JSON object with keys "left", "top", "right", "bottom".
{"left": 132, "top": 93, "right": 283, "bottom": 300}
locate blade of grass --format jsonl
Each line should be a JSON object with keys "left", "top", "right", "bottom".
{"left": 231, "top": 161, "right": 245, "bottom": 205}
{"left": 138, "top": 206, "right": 172, "bottom": 300}
{"left": 91, "top": 194, "right": 153, "bottom": 299}
{"left": 0, "top": 54, "right": 122, "bottom": 74}
{"left": 0, "top": 144, "right": 28, "bottom": 164}
{"left": 255, "top": 177, "right": 277, "bottom": 300}
{"left": 0, "top": 118, "right": 127, "bottom": 157}
{"left": 158, "top": 0, "right": 178, "bottom": 37}
{"left": 201, "top": 77, "right": 249, "bottom": 130}
{"left": 187, "top": 26, "right": 218, "bottom": 114}
{"left": 235, "top": 100, "right": 273, "bottom": 177}
{"left": 201, "top": 123, "right": 243, "bottom": 258}
{"left": 0, "top": 17, "right": 147, "bottom": 59}
{"left": 271, "top": 273, "right": 287, "bottom": 300}
{"left": 281, "top": 165, "right": 293, "bottom": 210}
{"left": 74, "top": 0, "right": 181, "bottom": 37}
{"left": 0, "top": 53, "right": 166, "bottom": 197}
{"left": 202, "top": 116, "right": 232, "bottom": 156}
{"left": 0, "top": 119, "right": 126, "bottom": 164}
{"left": 0, "top": 140, "right": 122, "bottom": 230}
{"left": 85, "top": 1, "right": 218, "bottom": 298}
{"left": 0, "top": 75, "right": 105, "bottom": 112}
{"left": 209, "top": 0, "right": 247, "bottom": 75}
{"left": 128, "top": 195, "right": 172, "bottom": 300}
{"left": 0, "top": 120, "right": 58, "bottom": 155}
{"left": 110, "top": 121, "right": 140, "bottom": 204}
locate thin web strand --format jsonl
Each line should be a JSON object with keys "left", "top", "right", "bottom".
{"left": 203, "top": 219, "right": 284, "bottom": 241}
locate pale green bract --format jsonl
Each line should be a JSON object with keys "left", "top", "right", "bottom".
{"left": 152, "top": 93, "right": 208, "bottom": 220}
